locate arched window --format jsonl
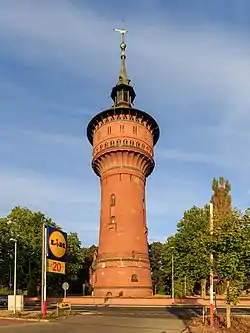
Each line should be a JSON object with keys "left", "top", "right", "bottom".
{"left": 131, "top": 274, "right": 138, "bottom": 282}
{"left": 110, "top": 194, "right": 116, "bottom": 206}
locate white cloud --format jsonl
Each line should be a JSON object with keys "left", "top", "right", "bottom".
{"left": 1, "top": 1, "right": 250, "bottom": 151}
{"left": 1, "top": 0, "right": 250, "bottom": 243}
{"left": 0, "top": 165, "right": 100, "bottom": 241}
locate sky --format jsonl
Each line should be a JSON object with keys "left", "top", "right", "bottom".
{"left": 1, "top": 0, "right": 250, "bottom": 246}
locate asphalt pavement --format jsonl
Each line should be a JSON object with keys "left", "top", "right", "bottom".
{"left": 2, "top": 303, "right": 250, "bottom": 317}
{"left": 1, "top": 304, "right": 250, "bottom": 333}
{"left": 0, "top": 313, "right": 188, "bottom": 333}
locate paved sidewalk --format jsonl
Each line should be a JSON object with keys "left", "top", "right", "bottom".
{"left": 0, "top": 314, "right": 188, "bottom": 333}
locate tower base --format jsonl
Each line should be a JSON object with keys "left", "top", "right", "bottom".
{"left": 93, "top": 286, "right": 153, "bottom": 298}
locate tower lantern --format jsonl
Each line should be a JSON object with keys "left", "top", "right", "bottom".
{"left": 87, "top": 28, "right": 160, "bottom": 297}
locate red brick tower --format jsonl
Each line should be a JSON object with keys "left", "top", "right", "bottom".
{"left": 87, "top": 29, "right": 160, "bottom": 297}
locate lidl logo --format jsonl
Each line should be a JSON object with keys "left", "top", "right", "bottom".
{"left": 47, "top": 228, "right": 67, "bottom": 260}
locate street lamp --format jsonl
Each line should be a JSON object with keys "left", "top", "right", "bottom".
{"left": 10, "top": 238, "right": 17, "bottom": 314}
{"left": 170, "top": 247, "right": 175, "bottom": 304}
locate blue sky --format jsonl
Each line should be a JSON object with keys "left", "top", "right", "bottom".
{"left": 1, "top": 0, "right": 250, "bottom": 246}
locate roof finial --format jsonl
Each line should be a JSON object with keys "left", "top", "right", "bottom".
{"left": 113, "top": 27, "right": 130, "bottom": 86}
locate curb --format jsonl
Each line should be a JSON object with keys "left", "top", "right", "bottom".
{"left": 0, "top": 317, "right": 49, "bottom": 322}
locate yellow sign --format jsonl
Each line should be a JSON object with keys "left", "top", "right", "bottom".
{"left": 58, "top": 302, "right": 71, "bottom": 310}
{"left": 48, "top": 230, "right": 67, "bottom": 259}
{"left": 47, "top": 259, "right": 66, "bottom": 274}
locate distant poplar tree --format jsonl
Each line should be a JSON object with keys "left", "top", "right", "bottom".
{"left": 211, "top": 176, "right": 232, "bottom": 219}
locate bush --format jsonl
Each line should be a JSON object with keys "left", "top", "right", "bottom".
{"left": 0, "top": 288, "right": 23, "bottom": 295}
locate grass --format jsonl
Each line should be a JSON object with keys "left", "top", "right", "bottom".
{"left": 189, "top": 316, "right": 250, "bottom": 332}
{"left": 0, "top": 309, "right": 80, "bottom": 321}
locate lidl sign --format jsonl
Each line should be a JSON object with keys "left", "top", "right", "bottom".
{"left": 47, "top": 226, "right": 67, "bottom": 262}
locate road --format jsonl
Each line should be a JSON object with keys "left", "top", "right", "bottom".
{"left": 2, "top": 303, "right": 250, "bottom": 317}
{"left": 0, "top": 311, "right": 188, "bottom": 333}
{"left": 1, "top": 304, "right": 250, "bottom": 332}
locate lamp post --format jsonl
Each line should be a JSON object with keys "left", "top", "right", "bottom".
{"left": 10, "top": 238, "right": 17, "bottom": 314}
{"left": 170, "top": 247, "right": 175, "bottom": 304}
{"left": 209, "top": 202, "right": 214, "bottom": 328}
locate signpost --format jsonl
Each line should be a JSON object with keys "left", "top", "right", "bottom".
{"left": 46, "top": 227, "right": 67, "bottom": 276}
{"left": 56, "top": 302, "right": 71, "bottom": 316}
{"left": 41, "top": 226, "right": 68, "bottom": 318}
{"left": 62, "top": 282, "right": 69, "bottom": 299}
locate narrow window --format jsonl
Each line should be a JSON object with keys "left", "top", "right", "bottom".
{"left": 118, "top": 91, "right": 122, "bottom": 102}
{"left": 110, "top": 194, "right": 116, "bottom": 206}
{"left": 133, "top": 126, "right": 137, "bottom": 134}
{"left": 123, "top": 91, "right": 128, "bottom": 102}
{"left": 110, "top": 216, "right": 115, "bottom": 224}
{"left": 120, "top": 125, "right": 124, "bottom": 133}
{"left": 107, "top": 126, "right": 111, "bottom": 135}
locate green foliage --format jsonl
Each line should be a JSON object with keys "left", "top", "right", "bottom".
{"left": 0, "top": 206, "right": 96, "bottom": 296}
{"left": 67, "top": 232, "right": 84, "bottom": 277}
{"left": 149, "top": 242, "right": 165, "bottom": 294}
{"left": 0, "top": 288, "right": 22, "bottom": 295}
{"left": 162, "top": 206, "right": 210, "bottom": 293}
{"left": 211, "top": 211, "right": 250, "bottom": 304}
{"left": 161, "top": 188, "right": 250, "bottom": 303}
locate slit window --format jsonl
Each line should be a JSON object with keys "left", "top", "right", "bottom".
{"left": 120, "top": 125, "right": 124, "bottom": 133}
{"left": 110, "top": 216, "right": 115, "bottom": 224}
{"left": 123, "top": 91, "right": 128, "bottom": 102}
{"left": 118, "top": 91, "right": 122, "bottom": 101}
{"left": 110, "top": 194, "right": 116, "bottom": 206}
{"left": 133, "top": 126, "right": 137, "bottom": 134}
{"left": 107, "top": 126, "right": 111, "bottom": 135}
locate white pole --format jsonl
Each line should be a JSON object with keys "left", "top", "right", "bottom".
{"left": 172, "top": 252, "right": 174, "bottom": 304}
{"left": 43, "top": 226, "right": 47, "bottom": 317}
{"left": 209, "top": 202, "right": 214, "bottom": 328}
{"left": 184, "top": 276, "right": 187, "bottom": 297}
{"left": 13, "top": 240, "right": 17, "bottom": 315}
{"left": 41, "top": 223, "right": 45, "bottom": 314}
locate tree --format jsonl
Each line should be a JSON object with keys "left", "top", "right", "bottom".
{"left": 0, "top": 206, "right": 57, "bottom": 295}
{"left": 77, "top": 245, "right": 98, "bottom": 295}
{"left": 148, "top": 242, "right": 165, "bottom": 294}
{"left": 211, "top": 177, "right": 232, "bottom": 220}
{"left": 67, "top": 232, "right": 84, "bottom": 278}
{"left": 211, "top": 210, "right": 250, "bottom": 328}
{"left": 162, "top": 206, "right": 210, "bottom": 296}
{"left": 0, "top": 206, "right": 99, "bottom": 296}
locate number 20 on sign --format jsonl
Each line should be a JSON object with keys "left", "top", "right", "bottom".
{"left": 47, "top": 259, "right": 66, "bottom": 274}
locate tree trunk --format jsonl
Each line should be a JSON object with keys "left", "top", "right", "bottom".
{"left": 226, "top": 280, "right": 231, "bottom": 328}
{"left": 201, "top": 279, "right": 206, "bottom": 299}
